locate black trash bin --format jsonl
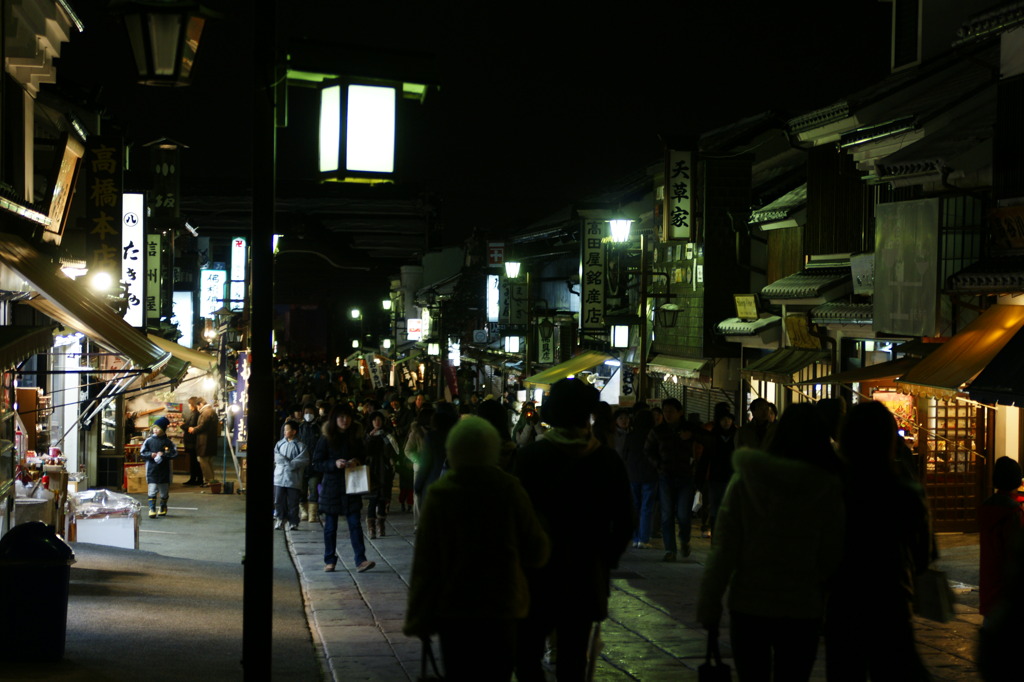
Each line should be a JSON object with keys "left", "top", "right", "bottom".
{"left": 0, "top": 521, "right": 76, "bottom": 659}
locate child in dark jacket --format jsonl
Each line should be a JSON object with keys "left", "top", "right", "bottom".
{"left": 141, "top": 416, "right": 178, "bottom": 518}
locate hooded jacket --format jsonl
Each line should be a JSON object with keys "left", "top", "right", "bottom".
{"left": 404, "top": 418, "right": 549, "bottom": 637}
{"left": 515, "top": 427, "right": 634, "bottom": 621}
{"left": 698, "top": 447, "right": 844, "bottom": 624}
{"left": 273, "top": 437, "right": 308, "bottom": 490}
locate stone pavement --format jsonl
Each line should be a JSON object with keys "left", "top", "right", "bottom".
{"left": 285, "top": 512, "right": 984, "bottom": 681}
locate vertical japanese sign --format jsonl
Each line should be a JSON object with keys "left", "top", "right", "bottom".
{"left": 364, "top": 353, "right": 384, "bottom": 389}
{"left": 234, "top": 352, "right": 249, "bottom": 453}
{"left": 664, "top": 150, "right": 692, "bottom": 240}
{"left": 145, "top": 234, "right": 162, "bottom": 324}
{"left": 150, "top": 143, "right": 179, "bottom": 219}
{"left": 499, "top": 279, "right": 527, "bottom": 325}
{"left": 620, "top": 365, "right": 635, "bottom": 406}
{"left": 581, "top": 219, "right": 606, "bottom": 332}
{"left": 537, "top": 318, "right": 554, "bottom": 364}
{"left": 199, "top": 269, "right": 226, "bottom": 318}
{"left": 486, "top": 274, "right": 500, "bottom": 323}
{"left": 121, "top": 193, "right": 144, "bottom": 327}
{"left": 230, "top": 236, "right": 246, "bottom": 312}
{"left": 85, "top": 138, "right": 122, "bottom": 280}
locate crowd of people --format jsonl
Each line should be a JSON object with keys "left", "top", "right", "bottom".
{"left": 265, "top": 357, "right": 1023, "bottom": 682}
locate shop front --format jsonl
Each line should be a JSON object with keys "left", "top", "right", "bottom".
{"left": 895, "top": 303, "right": 1024, "bottom": 531}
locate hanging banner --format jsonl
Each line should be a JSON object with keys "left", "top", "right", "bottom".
{"left": 537, "top": 318, "right": 554, "bottom": 364}
{"left": 499, "top": 279, "right": 527, "bottom": 325}
{"left": 145, "top": 234, "right": 162, "bottom": 324}
{"left": 620, "top": 364, "right": 636, "bottom": 407}
{"left": 664, "top": 149, "right": 692, "bottom": 240}
{"left": 581, "top": 219, "right": 606, "bottom": 333}
{"left": 85, "top": 137, "right": 122, "bottom": 280}
{"left": 364, "top": 353, "right": 385, "bottom": 389}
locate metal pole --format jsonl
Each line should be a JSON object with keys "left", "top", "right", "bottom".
{"left": 243, "top": 1, "right": 276, "bottom": 677}
{"left": 524, "top": 271, "right": 532, "bottom": 379}
{"left": 638, "top": 233, "right": 649, "bottom": 403}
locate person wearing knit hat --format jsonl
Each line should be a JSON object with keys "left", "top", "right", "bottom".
{"left": 141, "top": 416, "right": 178, "bottom": 518}
{"left": 514, "top": 379, "right": 633, "bottom": 680}
{"left": 405, "top": 417, "right": 549, "bottom": 680}
{"left": 980, "top": 456, "right": 1024, "bottom": 618}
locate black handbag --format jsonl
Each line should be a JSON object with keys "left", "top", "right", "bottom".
{"left": 418, "top": 637, "right": 444, "bottom": 681}
{"left": 913, "top": 567, "right": 956, "bottom": 623}
{"left": 698, "top": 628, "right": 732, "bottom": 682}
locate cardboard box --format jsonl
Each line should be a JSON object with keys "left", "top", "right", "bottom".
{"left": 74, "top": 515, "right": 139, "bottom": 550}
{"left": 124, "top": 462, "right": 147, "bottom": 493}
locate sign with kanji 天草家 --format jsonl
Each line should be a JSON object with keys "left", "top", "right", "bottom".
{"left": 664, "top": 149, "right": 692, "bottom": 240}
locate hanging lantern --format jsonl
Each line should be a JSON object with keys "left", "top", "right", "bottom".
{"left": 114, "top": 1, "right": 216, "bottom": 87}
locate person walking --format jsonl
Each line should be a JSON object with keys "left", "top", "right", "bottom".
{"left": 413, "top": 402, "right": 459, "bottom": 505}
{"left": 623, "top": 408, "right": 659, "bottom": 549}
{"left": 311, "top": 404, "right": 375, "bottom": 573}
{"left": 188, "top": 397, "right": 219, "bottom": 487}
{"left": 644, "top": 398, "right": 699, "bottom": 561}
{"left": 273, "top": 418, "right": 309, "bottom": 531}
{"left": 698, "top": 403, "right": 845, "bottom": 682}
{"left": 980, "top": 456, "right": 1024, "bottom": 620}
{"left": 297, "top": 404, "right": 321, "bottom": 522}
{"left": 141, "top": 416, "right": 178, "bottom": 518}
{"left": 182, "top": 396, "right": 203, "bottom": 486}
{"left": 696, "top": 408, "right": 737, "bottom": 538}
{"left": 404, "top": 416, "right": 550, "bottom": 681}
{"left": 364, "top": 410, "right": 400, "bottom": 538}
{"left": 824, "top": 400, "right": 932, "bottom": 682}
{"left": 514, "top": 378, "right": 633, "bottom": 682}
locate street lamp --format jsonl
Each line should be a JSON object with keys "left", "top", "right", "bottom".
{"left": 113, "top": 0, "right": 216, "bottom": 87}
{"left": 504, "top": 260, "right": 521, "bottom": 279}
{"left": 609, "top": 219, "right": 633, "bottom": 243}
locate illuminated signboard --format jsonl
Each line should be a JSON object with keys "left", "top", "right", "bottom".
{"left": 199, "top": 269, "right": 226, "bottom": 319}
{"left": 230, "top": 236, "right": 246, "bottom": 312}
{"left": 121, "top": 193, "right": 144, "bottom": 327}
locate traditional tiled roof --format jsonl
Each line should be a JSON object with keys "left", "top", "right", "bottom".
{"left": 955, "top": 1, "right": 1024, "bottom": 46}
{"left": 810, "top": 302, "right": 873, "bottom": 325}
{"left": 717, "top": 315, "right": 782, "bottom": 336}
{"left": 761, "top": 267, "right": 851, "bottom": 301}
{"left": 948, "top": 256, "right": 1024, "bottom": 293}
{"left": 749, "top": 184, "right": 806, "bottom": 225}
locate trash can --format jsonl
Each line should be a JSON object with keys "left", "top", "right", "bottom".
{"left": 0, "top": 521, "right": 76, "bottom": 659}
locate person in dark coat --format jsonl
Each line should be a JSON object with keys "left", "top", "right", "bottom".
{"left": 623, "top": 408, "right": 659, "bottom": 549}
{"left": 311, "top": 403, "right": 375, "bottom": 573}
{"left": 514, "top": 378, "right": 633, "bottom": 682}
{"left": 979, "top": 456, "right": 1024, "bottom": 619}
{"left": 189, "top": 397, "right": 219, "bottom": 486}
{"left": 182, "top": 396, "right": 203, "bottom": 486}
{"left": 364, "top": 410, "right": 400, "bottom": 539}
{"left": 413, "top": 401, "right": 459, "bottom": 504}
{"left": 404, "top": 416, "right": 550, "bottom": 682}
{"left": 141, "top": 416, "right": 178, "bottom": 518}
{"left": 696, "top": 409, "right": 738, "bottom": 538}
{"left": 644, "top": 398, "right": 700, "bottom": 561}
{"left": 824, "top": 400, "right": 932, "bottom": 682}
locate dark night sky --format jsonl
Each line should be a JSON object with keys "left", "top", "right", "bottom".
{"left": 55, "top": 2, "right": 892, "bottom": 239}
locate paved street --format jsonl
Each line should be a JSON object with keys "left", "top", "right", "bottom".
{"left": 286, "top": 508, "right": 984, "bottom": 681}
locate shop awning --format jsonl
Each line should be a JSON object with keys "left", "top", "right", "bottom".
{"left": 896, "top": 304, "right": 1024, "bottom": 400}
{"left": 0, "top": 233, "right": 187, "bottom": 383}
{"left": 741, "top": 347, "right": 830, "bottom": 384}
{"left": 523, "top": 350, "right": 611, "bottom": 389}
{"left": 147, "top": 334, "right": 218, "bottom": 372}
{"left": 0, "top": 325, "right": 58, "bottom": 370}
{"left": 393, "top": 349, "right": 423, "bottom": 366}
{"left": 968, "top": 327, "right": 1024, "bottom": 405}
{"left": 793, "top": 356, "right": 920, "bottom": 386}
{"left": 647, "top": 354, "right": 710, "bottom": 380}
